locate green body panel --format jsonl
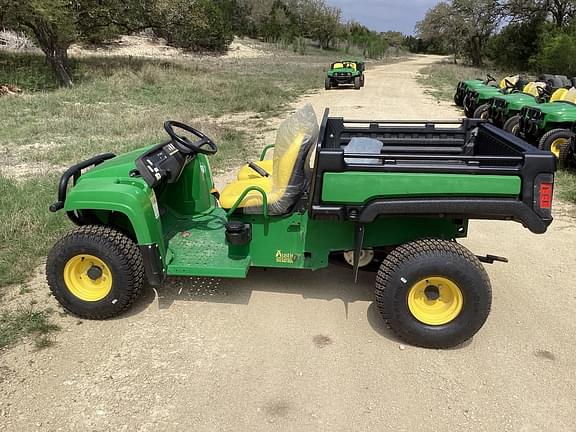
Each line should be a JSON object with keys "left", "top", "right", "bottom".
{"left": 327, "top": 67, "right": 360, "bottom": 77}
{"left": 537, "top": 102, "right": 576, "bottom": 129}
{"left": 475, "top": 87, "right": 505, "bottom": 104}
{"left": 64, "top": 174, "right": 164, "bottom": 249}
{"left": 492, "top": 93, "right": 539, "bottom": 118}
{"left": 321, "top": 172, "right": 521, "bottom": 203}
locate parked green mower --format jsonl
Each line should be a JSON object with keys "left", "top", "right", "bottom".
{"left": 487, "top": 83, "right": 568, "bottom": 132}
{"left": 463, "top": 75, "right": 526, "bottom": 118}
{"left": 325, "top": 60, "right": 365, "bottom": 90}
{"left": 46, "top": 106, "right": 556, "bottom": 349}
{"left": 454, "top": 74, "right": 498, "bottom": 107}
{"left": 518, "top": 88, "right": 576, "bottom": 158}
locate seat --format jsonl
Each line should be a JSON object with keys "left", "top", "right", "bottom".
{"left": 562, "top": 87, "right": 576, "bottom": 103}
{"left": 220, "top": 105, "right": 319, "bottom": 215}
{"left": 237, "top": 159, "right": 273, "bottom": 180}
{"left": 551, "top": 88, "right": 568, "bottom": 102}
{"left": 522, "top": 82, "right": 546, "bottom": 97}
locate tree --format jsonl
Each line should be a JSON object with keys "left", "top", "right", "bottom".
{"left": 416, "top": 2, "right": 463, "bottom": 62}
{"left": 502, "top": 0, "right": 576, "bottom": 27}
{"left": 416, "top": 0, "right": 501, "bottom": 66}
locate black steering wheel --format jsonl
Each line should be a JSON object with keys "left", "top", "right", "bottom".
{"left": 164, "top": 121, "right": 218, "bottom": 155}
{"left": 486, "top": 74, "right": 496, "bottom": 84}
{"left": 536, "top": 85, "right": 551, "bottom": 99}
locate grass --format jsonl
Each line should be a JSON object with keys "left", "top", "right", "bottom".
{"left": 556, "top": 170, "right": 576, "bottom": 204}
{"left": 417, "top": 61, "right": 495, "bottom": 102}
{"left": 0, "top": 307, "right": 60, "bottom": 349}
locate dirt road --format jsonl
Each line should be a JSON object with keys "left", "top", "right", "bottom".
{"left": 1, "top": 55, "right": 575, "bottom": 432}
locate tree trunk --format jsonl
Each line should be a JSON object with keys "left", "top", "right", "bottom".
{"left": 25, "top": 20, "right": 74, "bottom": 87}
{"left": 46, "top": 48, "right": 74, "bottom": 88}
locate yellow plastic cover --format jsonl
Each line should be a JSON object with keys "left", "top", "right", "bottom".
{"left": 562, "top": 87, "right": 576, "bottom": 103}
{"left": 551, "top": 88, "right": 568, "bottom": 102}
{"left": 499, "top": 75, "right": 520, "bottom": 89}
{"left": 522, "top": 82, "right": 546, "bottom": 97}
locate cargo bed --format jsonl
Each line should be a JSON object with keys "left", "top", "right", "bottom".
{"left": 309, "top": 113, "right": 556, "bottom": 234}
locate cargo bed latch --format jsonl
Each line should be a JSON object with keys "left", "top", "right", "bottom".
{"left": 476, "top": 254, "right": 509, "bottom": 264}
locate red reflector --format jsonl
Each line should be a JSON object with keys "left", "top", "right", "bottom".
{"left": 539, "top": 183, "right": 553, "bottom": 209}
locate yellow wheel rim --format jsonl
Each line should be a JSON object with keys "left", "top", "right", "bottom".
{"left": 63, "top": 255, "right": 113, "bottom": 302}
{"left": 407, "top": 277, "right": 464, "bottom": 326}
{"left": 550, "top": 138, "right": 568, "bottom": 159}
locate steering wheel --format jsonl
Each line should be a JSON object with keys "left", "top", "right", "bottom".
{"left": 486, "top": 74, "right": 496, "bottom": 83}
{"left": 536, "top": 85, "right": 551, "bottom": 99}
{"left": 164, "top": 121, "right": 218, "bottom": 155}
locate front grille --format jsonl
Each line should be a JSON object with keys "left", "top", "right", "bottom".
{"left": 519, "top": 107, "right": 543, "bottom": 137}
{"left": 490, "top": 98, "right": 508, "bottom": 122}
{"left": 336, "top": 72, "right": 351, "bottom": 77}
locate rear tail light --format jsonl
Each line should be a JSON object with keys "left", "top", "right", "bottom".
{"left": 539, "top": 182, "right": 553, "bottom": 209}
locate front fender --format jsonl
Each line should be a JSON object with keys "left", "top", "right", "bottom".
{"left": 64, "top": 178, "right": 164, "bottom": 251}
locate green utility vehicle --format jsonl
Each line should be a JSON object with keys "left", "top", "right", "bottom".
{"left": 325, "top": 60, "right": 365, "bottom": 90}
{"left": 518, "top": 89, "right": 576, "bottom": 158}
{"left": 454, "top": 74, "right": 498, "bottom": 107}
{"left": 46, "top": 106, "right": 556, "bottom": 349}
{"left": 487, "top": 84, "right": 567, "bottom": 131}
{"left": 464, "top": 76, "right": 526, "bottom": 118}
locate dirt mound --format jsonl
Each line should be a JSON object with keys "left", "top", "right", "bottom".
{"left": 69, "top": 35, "right": 271, "bottom": 60}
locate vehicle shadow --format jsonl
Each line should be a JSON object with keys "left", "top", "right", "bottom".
{"left": 129, "top": 264, "right": 405, "bottom": 343}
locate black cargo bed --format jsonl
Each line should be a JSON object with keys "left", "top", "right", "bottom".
{"left": 308, "top": 111, "right": 557, "bottom": 234}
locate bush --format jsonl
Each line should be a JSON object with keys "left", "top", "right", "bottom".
{"left": 487, "top": 19, "right": 544, "bottom": 71}
{"left": 530, "top": 29, "right": 576, "bottom": 76}
{"left": 159, "top": 0, "right": 234, "bottom": 52}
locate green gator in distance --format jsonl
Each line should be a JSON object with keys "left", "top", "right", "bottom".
{"left": 45, "top": 108, "right": 556, "bottom": 349}
{"left": 325, "top": 60, "right": 365, "bottom": 90}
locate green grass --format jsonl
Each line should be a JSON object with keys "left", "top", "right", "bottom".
{"left": 0, "top": 307, "right": 60, "bottom": 349}
{"left": 417, "top": 61, "right": 495, "bottom": 102}
{"left": 0, "top": 174, "right": 71, "bottom": 286}
{"left": 556, "top": 170, "right": 576, "bottom": 204}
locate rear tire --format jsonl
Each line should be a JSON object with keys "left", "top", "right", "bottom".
{"left": 375, "top": 239, "right": 492, "bottom": 349}
{"left": 354, "top": 77, "right": 361, "bottom": 90}
{"left": 473, "top": 103, "right": 491, "bottom": 120}
{"left": 46, "top": 225, "right": 145, "bottom": 319}
{"left": 325, "top": 77, "right": 332, "bottom": 90}
{"left": 503, "top": 115, "right": 521, "bottom": 135}
{"left": 558, "top": 142, "right": 571, "bottom": 169}
{"left": 538, "top": 128, "right": 572, "bottom": 160}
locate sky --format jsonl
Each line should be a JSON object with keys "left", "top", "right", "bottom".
{"left": 329, "top": 0, "right": 441, "bottom": 35}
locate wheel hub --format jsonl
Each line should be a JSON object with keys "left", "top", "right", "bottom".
{"left": 87, "top": 265, "right": 103, "bottom": 281}
{"left": 407, "top": 277, "right": 464, "bottom": 326}
{"left": 63, "top": 255, "right": 112, "bottom": 302}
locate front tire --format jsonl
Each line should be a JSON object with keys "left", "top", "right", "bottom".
{"left": 473, "top": 103, "right": 491, "bottom": 120}
{"left": 375, "top": 239, "right": 492, "bottom": 348}
{"left": 46, "top": 225, "right": 145, "bottom": 319}
{"left": 503, "top": 114, "right": 521, "bottom": 135}
{"left": 538, "top": 128, "right": 572, "bottom": 160}
{"left": 354, "top": 76, "right": 361, "bottom": 90}
{"left": 325, "top": 77, "right": 332, "bottom": 90}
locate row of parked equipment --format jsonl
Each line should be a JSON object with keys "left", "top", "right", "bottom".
{"left": 454, "top": 74, "right": 576, "bottom": 167}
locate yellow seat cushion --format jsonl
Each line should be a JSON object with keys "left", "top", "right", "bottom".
{"left": 219, "top": 177, "right": 272, "bottom": 210}
{"left": 221, "top": 131, "right": 305, "bottom": 211}
{"left": 562, "top": 88, "right": 576, "bottom": 103}
{"left": 551, "top": 88, "right": 568, "bottom": 102}
{"left": 237, "top": 159, "right": 274, "bottom": 180}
